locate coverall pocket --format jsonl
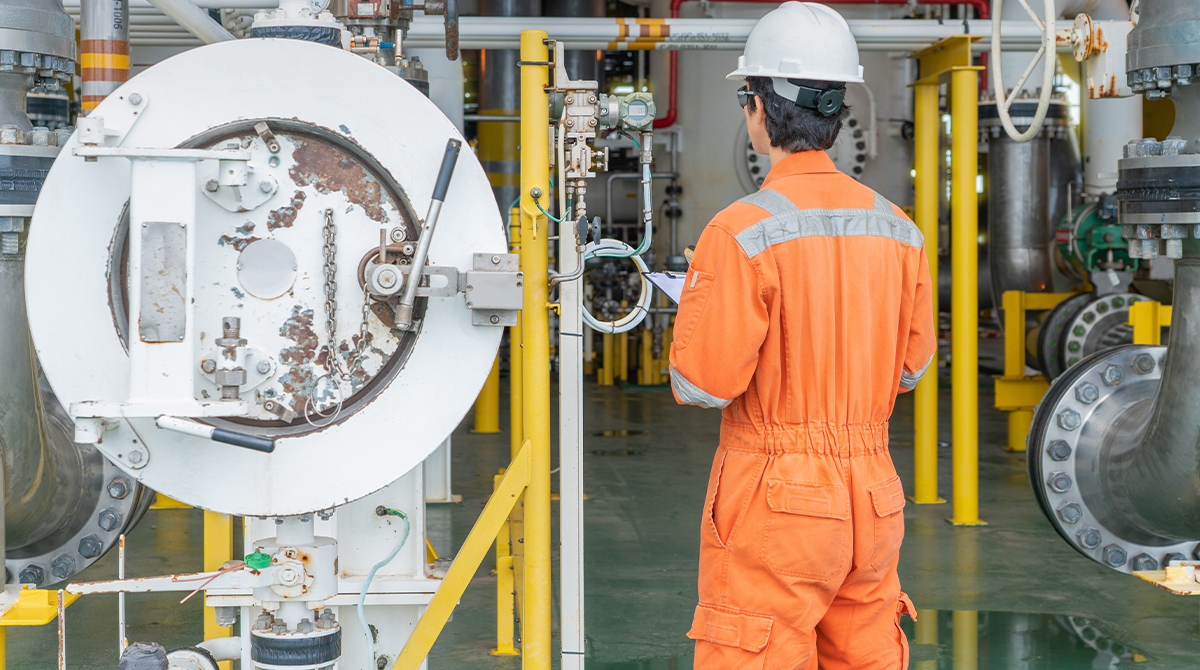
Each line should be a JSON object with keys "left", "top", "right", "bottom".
{"left": 672, "top": 269, "right": 715, "bottom": 351}
{"left": 895, "top": 592, "right": 917, "bottom": 668}
{"left": 760, "top": 479, "right": 850, "bottom": 580}
{"left": 869, "top": 477, "right": 906, "bottom": 572}
{"left": 687, "top": 603, "right": 773, "bottom": 670}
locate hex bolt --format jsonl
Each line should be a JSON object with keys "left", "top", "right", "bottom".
{"left": 78, "top": 535, "right": 102, "bottom": 558}
{"left": 271, "top": 620, "right": 288, "bottom": 634}
{"left": 201, "top": 359, "right": 217, "bottom": 374}
{"left": 259, "top": 180, "right": 274, "bottom": 193}
{"left": 1074, "top": 383, "right": 1099, "bottom": 404}
{"left": 127, "top": 450, "right": 143, "bottom": 464}
{"left": 297, "top": 618, "right": 315, "bottom": 633}
{"left": 1048, "top": 440, "right": 1072, "bottom": 462}
{"left": 1056, "top": 502, "right": 1083, "bottom": 524}
{"left": 205, "top": 179, "right": 219, "bottom": 192}
{"left": 215, "top": 607, "right": 238, "bottom": 627}
{"left": 1164, "top": 552, "right": 1187, "bottom": 566}
{"left": 107, "top": 477, "right": 130, "bottom": 499}
{"left": 1057, "top": 409, "right": 1081, "bottom": 431}
{"left": 51, "top": 554, "right": 76, "bottom": 580}
{"left": 254, "top": 612, "right": 274, "bottom": 631}
{"left": 1133, "top": 354, "right": 1157, "bottom": 375}
{"left": 1102, "top": 544, "right": 1127, "bottom": 568}
{"left": 1101, "top": 365, "right": 1125, "bottom": 386}
{"left": 128, "top": 92, "right": 143, "bottom": 105}
{"left": 377, "top": 655, "right": 389, "bottom": 670}
{"left": 1077, "top": 527, "right": 1102, "bottom": 549}
{"left": 19, "top": 565, "right": 44, "bottom": 584}
{"left": 1131, "top": 554, "right": 1158, "bottom": 571}
{"left": 1048, "top": 471, "right": 1073, "bottom": 493}
{"left": 98, "top": 507, "right": 123, "bottom": 532}
{"left": 256, "top": 360, "right": 272, "bottom": 374}
{"left": 491, "top": 255, "right": 501, "bottom": 264}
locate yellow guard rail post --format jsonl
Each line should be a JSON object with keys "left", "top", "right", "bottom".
{"left": 473, "top": 354, "right": 502, "bottom": 433}
{"left": 910, "top": 57, "right": 942, "bottom": 505}
{"left": 913, "top": 35, "right": 986, "bottom": 526}
{"left": 993, "top": 291, "right": 1071, "bottom": 452}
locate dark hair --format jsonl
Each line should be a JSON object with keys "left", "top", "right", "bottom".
{"left": 743, "top": 76, "right": 850, "bottom": 153}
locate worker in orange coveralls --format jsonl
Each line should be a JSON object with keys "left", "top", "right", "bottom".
{"left": 668, "top": 3, "right": 937, "bottom": 668}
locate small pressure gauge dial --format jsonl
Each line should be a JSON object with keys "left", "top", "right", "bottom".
{"left": 619, "top": 92, "right": 656, "bottom": 131}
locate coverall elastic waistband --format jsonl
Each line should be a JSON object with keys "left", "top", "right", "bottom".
{"left": 719, "top": 420, "right": 890, "bottom": 455}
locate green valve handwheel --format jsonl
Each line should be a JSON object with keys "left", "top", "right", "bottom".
{"left": 244, "top": 552, "right": 272, "bottom": 570}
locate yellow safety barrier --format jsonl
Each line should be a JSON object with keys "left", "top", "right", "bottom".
{"left": 993, "top": 291, "right": 1073, "bottom": 453}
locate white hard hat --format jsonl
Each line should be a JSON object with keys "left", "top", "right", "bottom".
{"left": 727, "top": 1, "right": 864, "bottom": 93}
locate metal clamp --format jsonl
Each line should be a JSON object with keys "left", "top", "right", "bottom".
{"left": 463, "top": 253, "right": 522, "bottom": 327}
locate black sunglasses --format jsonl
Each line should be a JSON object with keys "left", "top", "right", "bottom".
{"left": 737, "top": 89, "right": 755, "bottom": 108}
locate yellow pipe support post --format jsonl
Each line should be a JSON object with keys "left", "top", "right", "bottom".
{"left": 203, "top": 511, "right": 234, "bottom": 670}
{"left": 518, "top": 30, "right": 552, "bottom": 670}
{"left": 617, "top": 330, "right": 629, "bottom": 383}
{"left": 639, "top": 328, "right": 653, "bottom": 385}
{"left": 949, "top": 61, "right": 985, "bottom": 526}
{"left": 911, "top": 76, "right": 943, "bottom": 504}
{"left": 473, "top": 354, "right": 502, "bottom": 433}
{"left": 600, "top": 332, "right": 614, "bottom": 386}
{"left": 993, "top": 291, "right": 1067, "bottom": 452}
{"left": 490, "top": 471, "right": 519, "bottom": 656}
{"left": 393, "top": 441, "right": 533, "bottom": 670}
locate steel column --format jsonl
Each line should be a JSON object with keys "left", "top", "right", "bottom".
{"left": 518, "top": 30, "right": 552, "bottom": 670}
{"left": 912, "top": 80, "right": 943, "bottom": 505}
{"left": 949, "top": 66, "right": 984, "bottom": 526}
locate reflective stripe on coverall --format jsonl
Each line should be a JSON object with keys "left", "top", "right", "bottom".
{"left": 669, "top": 150, "right": 936, "bottom": 669}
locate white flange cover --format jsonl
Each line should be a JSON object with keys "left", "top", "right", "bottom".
{"left": 26, "top": 38, "right": 505, "bottom": 516}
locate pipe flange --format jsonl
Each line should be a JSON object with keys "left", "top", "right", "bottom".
{"left": 1028, "top": 344, "right": 1197, "bottom": 574}
{"left": 1036, "top": 292, "right": 1093, "bottom": 381}
{"left": 1059, "top": 294, "right": 1145, "bottom": 371}
{"left": 5, "top": 448, "right": 150, "bottom": 588}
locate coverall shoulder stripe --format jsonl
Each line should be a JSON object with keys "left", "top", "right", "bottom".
{"left": 900, "top": 351, "right": 937, "bottom": 390}
{"left": 669, "top": 365, "right": 732, "bottom": 409}
{"left": 733, "top": 188, "right": 923, "bottom": 258}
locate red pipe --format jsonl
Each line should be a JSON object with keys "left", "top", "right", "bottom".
{"left": 652, "top": 0, "right": 989, "bottom": 129}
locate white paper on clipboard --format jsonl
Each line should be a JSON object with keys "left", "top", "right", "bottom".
{"left": 643, "top": 271, "right": 687, "bottom": 305}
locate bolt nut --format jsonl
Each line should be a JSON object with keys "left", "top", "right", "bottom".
{"left": 254, "top": 612, "right": 274, "bottom": 631}
{"left": 377, "top": 655, "right": 389, "bottom": 670}
{"left": 1133, "top": 354, "right": 1157, "bottom": 375}
{"left": 1102, "top": 543, "right": 1128, "bottom": 567}
{"left": 107, "top": 477, "right": 131, "bottom": 499}
{"left": 98, "top": 507, "right": 123, "bottom": 532}
{"left": 51, "top": 554, "right": 76, "bottom": 580}
{"left": 491, "top": 255, "right": 501, "bottom": 264}
{"left": 127, "top": 450, "right": 143, "bottom": 464}
{"left": 1164, "top": 551, "right": 1187, "bottom": 566}
{"left": 259, "top": 180, "right": 274, "bottom": 193}
{"left": 1077, "top": 527, "right": 1102, "bottom": 549}
{"left": 205, "top": 179, "right": 219, "bottom": 192}
{"left": 1056, "top": 502, "right": 1083, "bottom": 524}
{"left": 201, "top": 359, "right": 217, "bottom": 374}
{"left": 1074, "top": 383, "right": 1099, "bottom": 404}
{"left": 1101, "top": 365, "right": 1125, "bottom": 386}
{"left": 18, "top": 565, "right": 44, "bottom": 585}
{"left": 214, "top": 606, "right": 238, "bottom": 627}
{"left": 296, "top": 618, "right": 315, "bottom": 633}
{"left": 272, "top": 621, "right": 288, "bottom": 634}
{"left": 1131, "top": 553, "right": 1158, "bottom": 571}
{"left": 389, "top": 227, "right": 406, "bottom": 243}
{"left": 29, "top": 126, "right": 50, "bottom": 147}
{"left": 78, "top": 535, "right": 103, "bottom": 558}
{"left": 1048, "top": 440, "right": 1072, "bottom": 461}
{"left": 214, "top": 369, "right": 247, "bottom": 386}
{"left": 1057, "top": 409, "right": 1081, "bottom": 431}
{"left": 256, "top": 360, "right": 272, "bottom": 374}
{"left": 128, "top": 92, "right": 143, "bottom": 105}
{"left": 1048, "top": 471, "right": 1073, "bottom": 493}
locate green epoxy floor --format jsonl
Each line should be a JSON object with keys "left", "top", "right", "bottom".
{"left": 11, "top": 368, "right": 1200, "bottom": 668}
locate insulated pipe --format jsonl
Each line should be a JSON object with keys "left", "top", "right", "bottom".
{"left": 80, "top": 0, "right": 129, "bottom": 112}
{"left": 142, "top": 0, "right": 234, "bottom": 43}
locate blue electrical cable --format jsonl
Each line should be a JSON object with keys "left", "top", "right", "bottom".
{"left": 358, "top": 509, "right": 410, "bottom": 665}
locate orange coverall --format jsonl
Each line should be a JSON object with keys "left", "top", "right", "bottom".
{"left": 669, "top": 150, "right": 936, "bottom": 669}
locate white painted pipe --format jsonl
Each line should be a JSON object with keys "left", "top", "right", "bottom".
{"left": 142, "top": 0, "right": 235, "bottom": 43}
{"left": 198, "top": 637, "right": 243, "bottom": 662}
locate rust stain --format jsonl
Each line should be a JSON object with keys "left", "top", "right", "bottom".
{"left": 278, "top": 305, "right": 318, "bottom": 365}
{"left": 218, "top": 234, "right": 260, "bottom": 252}
{"left": 289, "top": 137, "right": 389, "bottom": 223}
{"left": 267, "top": 191, "right": 307, "bottom": 230}
{"left": 236, "top": 221, "right": 256, "bottom": 235}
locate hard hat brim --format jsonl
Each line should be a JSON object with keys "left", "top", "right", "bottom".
{"left": 725, "top": 67, "right": 865, "bottom": 84}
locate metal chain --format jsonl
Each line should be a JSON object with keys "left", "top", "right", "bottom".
{"left": 321, "top": 208, "right": 346, "bottom": 380}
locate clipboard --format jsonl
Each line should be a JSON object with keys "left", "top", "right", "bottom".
{"left": 642, "top": 271, "right": 687, "bottom": 305}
